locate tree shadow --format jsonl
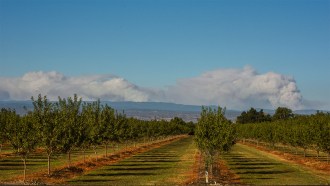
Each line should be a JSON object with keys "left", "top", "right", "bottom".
{"left": 238, "top": 170, "right": 293, "bottom": 175}
{"left": 0, "top": 166, "right": 23, "bottom": 170}
{"left": 123, "top": 159, "right": 179, "bottom": 163}
{"left": 69, "top": 179, "right": 115, "bottom": 183}
{"left": 0, "top": 159, "right": 22, "bottom": 163}
{"left": 88, "top": 172, "right": 156, "bottom": 177}
{"left": 230, "top": 162, "right": 280, "bottom": 166}
{"left": 233, "top": 166, "right": 270, "bottom": 170}
{"left": 134, "top": 155, "right": 178, "bottom": 158}
{"left": 0, "top": 163, "right": 22, "bottom": 166}
{"left": 106, "top": 166, "right": 170, "bottom": 171}
{"left": 110, "top": 163, "right": 157, "bottom": 167}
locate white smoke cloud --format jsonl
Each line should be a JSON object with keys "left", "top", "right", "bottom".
{"left": 165, "top": 66, "right": 304, "bottom": 110}
{"left": 0, "top": 71, "right": 149, "bottom": 102}
{"left": 0, "top": 67, "right": 305, "bottom": 109}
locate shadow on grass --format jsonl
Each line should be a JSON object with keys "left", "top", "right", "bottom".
{"left": 124, "top": 160, "right": 179, "bottom": 163}
{"left": 0, "top": 163, "right": 40, "bottom": 166}
{"left": 238, "top": 170, "right": 293, "bottom": 175}
{"left": 69, "top": 179, "right": 115, "bottom": 183}
{"left": 0, "top": 163, "right": 23, "bottom": 166}
{"left": 0, "top": 166, "right": 23, "bottom": 170}
{"left": 88, "top": 172, "right": 156, "bottom": 177}
{"left": 109, "top": 163, "right": 157, "bottom": 167}
{"left": 229, "top": 162, "right": 280, "bottom": 166}
{"left": 134, "top": 155, "right": 178, "bottom": 158}
{"left": 243, "top": 177, "right": 274, "bottom": 180}
{"left": 0, "top": 159, "right": 22, "bottom": 163}
{"left": 106, "top": 166, "right": 170, "bottom": 171}
{"left": 233, "top": 166, "right": 270, "bottom": 170}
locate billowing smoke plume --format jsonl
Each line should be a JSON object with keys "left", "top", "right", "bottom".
{"left": 0, "top": 71, "right": 149, "bottom": 102}
{"left": 165, "top": 66, "right": 304, "bottom": 110}
{"left": 0, "top": 67, "right": 305, "bottom": 109}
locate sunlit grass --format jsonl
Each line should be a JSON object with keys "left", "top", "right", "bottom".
{"left": 222, "top": 143, "right": 330, "bottom": 185}
{"left": 0, "top": 141, "right": 141, "bottom": 181}
{"left": 68, "top": 136, "right": 196, "bottom": 185}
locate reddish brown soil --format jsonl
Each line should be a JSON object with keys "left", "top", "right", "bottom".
{"left": 183, "top": 150, "right": 201, "bottom": 185}
{"left": 241, "top": 142, "right": 330, "bottom": 174}
{"left": 217, "top": 158, "right": 241, "bottom": 185}
{"left": 6, "top": 135, "right": 187, "bottom": 185}
{"left": 185, "top": 151, "right": 241, "bottom": 185}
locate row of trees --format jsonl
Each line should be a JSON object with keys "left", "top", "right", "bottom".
{"left": 236, "top": 107, "right": 294, "bottom": 124}
{"left": 237, "top": 112, "right": 330, "bottom": 162}
{"left": 0, "top": 94, "right": 194, "bottom": 181}
{"left": 194, "top": 107, "right": 236, "bottom": 181}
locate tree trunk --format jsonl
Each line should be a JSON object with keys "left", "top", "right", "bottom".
{"left": 23, "top": 157, "right": 27, "bottom": 183}
{"left": 209, "top": 155, "right": 213, "bottom": 178}
{"left": 93, "top": 146, "right": 98, "bottom": 161}
{"left": 303, "top": 148, "right": 306, "bottom": 158}
{"left": 105, "top": 143, "right": 108, "bottom": 158}
{"left": 68, "top": 151, "right": 71, "bottom": 168}
{"left": 205, "top": 170, "right": 209, "bottom": 184}
{"left": 47, "top": 153, "right": 51, "bottom": 175}
{"left": 317, "top": 150, "right": 319, "bottom": 160}
{"left": 327, "top": 153, "right": 329, "bottom": 164}
{"left": 210, "top": 163, "right": 213, "bottom": 179}
{"left": 0, "top": 144, "right": 2, "bottom": 152}
{"left": 83, "top": 149, "right": 86, "bottom": 163}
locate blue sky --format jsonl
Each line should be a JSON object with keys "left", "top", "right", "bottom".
{"left": 0, "top": 0, "right": 329, "bottom": 110}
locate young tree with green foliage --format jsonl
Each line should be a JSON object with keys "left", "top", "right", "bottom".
{"left": 115, "top": 111, "right": 130, "bottom": 150}
{"left": 57, "top": 94, "right": 82, "bottom": 167}
{"left": 31, "top": 94, "right": 59, "bottom": 175}
{"left": 0, "top": 108, "right": 16, "bottom": 152}
{"left": 99, "top": 104, "right": 116, "bottom": 157}
{"left": 195, "top": 107, "right": 236, "bottom": 178}
{"left": 7, "top": 113, "right": 38, "bottom": 182}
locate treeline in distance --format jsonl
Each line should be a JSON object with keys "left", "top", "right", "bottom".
{"left": 236, "top": 107, "right": 330, "bottom": 162}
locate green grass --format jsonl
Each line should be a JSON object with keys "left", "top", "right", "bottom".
{"left": 0, "top": 141, "right": 143, "bottom": 181}
{"left": 68, "top": 136, "right": 196, "bottom": 185}
{"left": 244, "top": 139, "right": 329, "bottom": 162}
{"left": 222, "top": 143, "right": 330, "bottom": 185}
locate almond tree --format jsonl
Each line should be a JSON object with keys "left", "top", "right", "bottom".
{"left": 57, "top": 94, "right": 82, "bottom": 167}
{"left": 81, "top": 101, "right": 102, "bottom": 161}
{"left": 195, "top": 107, "right": 236, "bottom": 179}
{"left": 0, "top": 108, "right": 15, "bottom": 152}
{"left": 99, "top": 104, "right": 116, "bottom": 157}
{"left": 31, "top": 94, "right": 59, "bottom": 175}
{"left": 7, "top": 113, "right": 38, "bottom": 182}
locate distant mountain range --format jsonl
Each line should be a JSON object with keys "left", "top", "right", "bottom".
{"left": 0, "top": 101, "right": 328, "bottom": 122}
